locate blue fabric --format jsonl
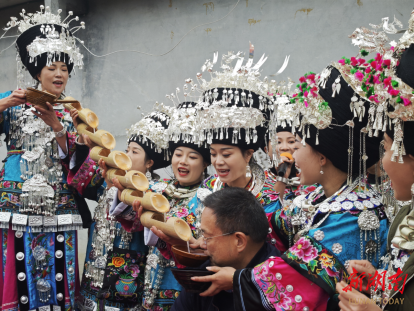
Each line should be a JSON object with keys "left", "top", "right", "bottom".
{"left": 4, "top": 154, "right": 24, "bottom": 182}
{"left": 65, "top": 231, "right": 77, "bottom": 308}
{"left": 309, "top": 213, "right": 388, "bottom": 268}
{"left": 24, "top": 232, "right": 58, "bottom": 309}
{"left": 263, "top": 200, "right": 278, "bottom": 214}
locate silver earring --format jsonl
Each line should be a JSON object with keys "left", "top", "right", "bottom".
{"left": 320, "top": 167, "right": 324, "bottom": 174}
{"left": 146, "top": 168, "right": 152, "bottom": 179}
{"left": 246, "top": 164, "right": 252, "bottom": 178}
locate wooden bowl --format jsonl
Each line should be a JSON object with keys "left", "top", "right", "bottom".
{"left": 171, "top": 267, "right": 214, "bottom": 293}
{"left": 171, "top": 245, "right": 209, "bottom": 267}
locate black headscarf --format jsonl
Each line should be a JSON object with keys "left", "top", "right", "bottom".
{"left": 297, "top": 67, "right": 382, "bottom": 175}
{"left": 16, "top": 24, "right": 75, "bottom": 80}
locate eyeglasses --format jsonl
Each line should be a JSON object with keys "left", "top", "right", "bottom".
{"left": 201, "top": 232, "right": 235, "bottom": 243}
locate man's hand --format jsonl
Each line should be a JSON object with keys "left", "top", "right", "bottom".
{"left": 192, "top": 266, "right": 236, "bottom": 297}
{"left": 347, "top": 260, "right": 377, "bottom": 294}
{"left": 337, "top": 281, "right": 381, "bottom": 311}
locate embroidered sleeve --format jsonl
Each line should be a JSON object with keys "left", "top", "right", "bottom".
{"left": 233, "top": 256, "right": 329, "bottom": 311}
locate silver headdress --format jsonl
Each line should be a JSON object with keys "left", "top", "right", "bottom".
{"left": 1, "top": 5, "right": 85, "bottom": 88}
{"left": 184, "top": 43, "right": 292, "bottom": 151}
{"left": 334, "top": 10, "right": 414, "bottom": 163}
{"left": 127, "top": 103, "right": 173, "bottom": 169}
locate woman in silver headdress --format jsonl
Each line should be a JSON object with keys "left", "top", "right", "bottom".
{"left": 0, "top": 5, "right": 86, "bottom": 311}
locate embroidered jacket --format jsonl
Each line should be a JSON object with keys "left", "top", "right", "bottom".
{"left": 234, "top": 182, "right": 389, "bottom": 310}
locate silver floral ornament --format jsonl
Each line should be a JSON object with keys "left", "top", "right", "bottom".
{"left": 313, "top": 230, "right": 325, "bottom": 241}
{"left": 332, "top": 243, "right": 343, "bottom": 254}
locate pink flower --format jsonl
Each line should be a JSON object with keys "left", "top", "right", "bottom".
{"left": 292, "top": 93, "right": 298, "bottom": 98}
{"left": 365, "top": 67, "right": 371, "bottom": 74}
{"left": 388, "top": 87, "right": 400, "bottom": 97}
{"left": 350, "top": 57, "right": 358, "bottom": 66}
{"left": 3, "top": 181, "right": 10, "bottom": 188}
{"left": 355, "top": 71, "right": 364, "bottom": 81}
{"left": 338, "top": 59, "right": 345, "bottom": 65}
{"left": 369, "top": 95, "right": 380, "bottom": 103}
{"left": 384, "top": 76, "right": 392, "bottom": 87}
{"left": 276, "top": 292, "right": 292, "bottom": 309}
{"left": 255, "top": 262, "right": 270, "bottom": 281}
{"left": 307, "top": 74, "right": 315, "bottom": 81}
{"left": 164, "top": 290, "right": 173, "bottom": 298}
{"left": 375, "top": 53, "right": 382, "bottom": 62}
{"left": 390, "top": 46, "right": 395, "bottom": 51}
{"left": 373, "top": 75, "right": 381, "bottom": 84}
{"left": 290, "top": 237, "right": 318, "bottom": 263}
{"left": 304, "top": 91, "right": 309, "bottom": 97}
{"left": 402, "top": 97, "right": 412, "bottom": 106}
{"left": 358, "top": 58, "right": 366, "bottom": 65}
{"left": 299, "top": 76, "right": 306, "bottom": 83}
{"left": 304, "top": 101, "right": 309, "bottom": 108}
{"left": 383, "top": 59, "right": 391, "bottom": 67}
{"left": 370, "top": 61, "right": 377, "bottom": 69}
{"left": 176, "top": 208, "right": 189, "bottom": 218}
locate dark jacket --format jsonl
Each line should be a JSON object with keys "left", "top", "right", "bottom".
{"left": 171, "top": 242, "right": 281, "bottom": 311}
{"left": 384, "top": 204, "right": 414, "bottom": 311}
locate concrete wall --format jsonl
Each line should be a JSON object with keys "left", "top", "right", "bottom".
{"left": 0, "top": 0, "right": 413, "bottom": 275}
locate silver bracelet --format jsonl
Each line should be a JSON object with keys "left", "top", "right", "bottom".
{"left": 54, "top": 127, "right": 67, "bottom": 138}
{"left": 276, "top": 176, "right": 288, "bottom": 184}
{"left": 75, "top": 136, "right": 86, "bottom": 145}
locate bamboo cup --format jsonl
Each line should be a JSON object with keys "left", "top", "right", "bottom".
{"left": 63, "top": 97, "right": 99, "bottom": 128}
{"left": 77, "top": 123, "right": 116, "bottom": 150}
{"left": 90, "top": 146, "right": 132, "bottom": 170}
{"left": 120, "top": 189, "right": 170, "bottom": 213}
{"left": 107, "top": 169, "right": 149, "bottom": 191}
{"left": 141, "top": 211, "right": 192, "bottom": 241}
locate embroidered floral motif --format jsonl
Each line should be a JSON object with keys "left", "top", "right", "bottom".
{"left": 290, "top": 237, "right": 319, "bottom": 263}
{"left": 110, "top": 257, "right": 126, "bottom": 268}
{"left": 253, "top": 261, "right": 295, "bottom": 310}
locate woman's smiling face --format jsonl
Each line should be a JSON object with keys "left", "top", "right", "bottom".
{"left": 171, "top": 146, "right": 206, "bottom": 186}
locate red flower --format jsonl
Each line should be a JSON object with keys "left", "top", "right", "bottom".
{"left": 292, "top": 93, "right": 298, "bottom": 98}
{"left": 365, "top": 67, "right": 371, "bottom": 74}
{"left": 355, "top": 71, "right": 364, "bottom": 81}
{"left": 388, "top": 87, "right": 400, "bottom": 97}
{"left": 369, "top": 95, "right": 379, "bottom": 103}
{"left": 338, "top": 59, "right": 345, "bottom": 65}
{"left": 358, "top": 58, "right": 366, "bottom": 65}
{"left": 373, "top": 75, "right": 381, "bottom": 84}
{"left": 384, "top": 76, "right": 392, "bottom": 87}
{"left": 375, "top": 53, "right": 382, "bottom": 62}
{"left": 307, "top": 73, "right": 315, "bottom": 81}
{"left": 383, "top": 59, "right": 391, "bottom": 67}
{"left": 370, "top": 61, "right": 377, "bottom": 69}
{"left": 299, "top": 76, "right": 306, "bottom": 83}
{"left": 402, "top": 97, "right": 412, "bottom": 106}
{"left": 350, "top": 57, "right": 358, "bottom": 66}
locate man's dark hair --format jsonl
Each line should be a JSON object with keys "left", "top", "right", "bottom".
{"left": 203, "top": 187, "right": 269, "bottom": 243}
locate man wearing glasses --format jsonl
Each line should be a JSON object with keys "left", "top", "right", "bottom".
{"left": 172, "top": 187, "right": 281, "bottom": 311}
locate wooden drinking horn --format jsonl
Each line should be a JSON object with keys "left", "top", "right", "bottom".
{"left": 140, "top": 211, "right": 192, "bottom": 241}
{"left": 77, "top": 124, "right": 116, "bottom": 150}
{"left": 63, "top": 98, "right": 99, "bottom": 128}
{"left": 106, "top": 169, "right": 149, "bottom": 191}
{"left": 90, "top": 146, "right": 132, "bottom": 170}
{"left": 120, "top": 189, "right": 170, "bottom": 213}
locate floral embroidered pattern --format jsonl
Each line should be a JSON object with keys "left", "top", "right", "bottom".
{"left": 100, "top": 248, "right": 146, "bottom": 304}
{"left": 285, "top": 236, "right": 345, "bottom": 292}
{"left": 253, "top": 261, "right": 296, "bottom": 310}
